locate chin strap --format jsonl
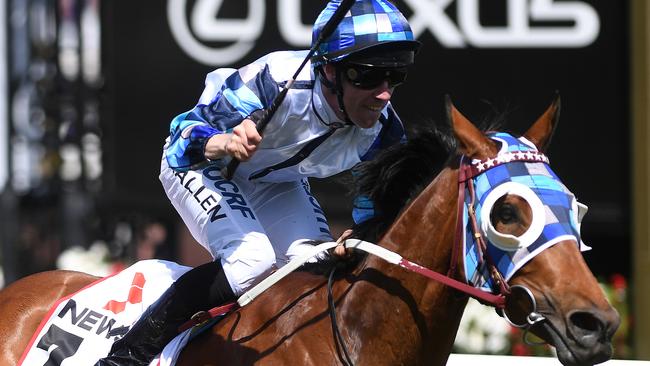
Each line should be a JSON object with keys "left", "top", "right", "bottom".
{"left": 317, "top": 66, "right": 353, "bottom": 125}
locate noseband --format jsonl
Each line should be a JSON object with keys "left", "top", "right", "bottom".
{"left": 499, "top": 284, "right": 550, "bottom": 345}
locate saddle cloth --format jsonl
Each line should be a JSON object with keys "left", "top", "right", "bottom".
{"left": 18, "top": 259, "right": 192, "bottom": 366}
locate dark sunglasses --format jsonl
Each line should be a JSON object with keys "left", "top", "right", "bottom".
{"left": 342, "top": 65, "right": 408, "bottom": 90}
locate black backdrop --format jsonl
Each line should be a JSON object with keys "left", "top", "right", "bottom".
{"left": 101, "top": 0, "right": 629, "bottom": 277}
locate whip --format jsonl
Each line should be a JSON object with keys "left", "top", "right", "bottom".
{"left": 221, "top": 0, "right": 356, "bottom": 180}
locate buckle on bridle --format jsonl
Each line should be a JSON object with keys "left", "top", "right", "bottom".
{"left": 498, "top": 285, "right": 546, "bottom": 328}
{"left": 190, "top": 311, "right": 211, "bottom": 325}
{"left": 498, "top": 284, "right": 549, "bottom": 346}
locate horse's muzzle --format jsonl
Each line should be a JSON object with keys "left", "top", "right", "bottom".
{"left": 547, "top": 307, "right": 621, "bottom": 366}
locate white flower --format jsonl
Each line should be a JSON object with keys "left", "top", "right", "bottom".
{"left": 56, "top": 241, "right": 112, "bottom": 277}
{"left": 454, "top": 298, "right": 510, "bottom": 354}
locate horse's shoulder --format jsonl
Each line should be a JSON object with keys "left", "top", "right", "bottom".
{"left": 193, "top": 269, "right": 333, "bottom": 363}
{"left": 211, "top": 271, "right": 329, "bottom": 329}
{"left": 251, "top": 270, "right": 330, "bottom": 312}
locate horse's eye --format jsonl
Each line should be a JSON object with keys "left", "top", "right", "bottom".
{"left": 490, "top": 197, "right": 523, "bottom": 229}
{"left": 481, "top": 183, "right": 538, "bottom": 248}
{"left": 496, "top": 204, "right": 517, "bottom": 224}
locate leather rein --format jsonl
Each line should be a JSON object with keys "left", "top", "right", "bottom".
{"left": 181, "top": 152, "right": 555, "bottom": 363}
{"left": 327, "top": 152, "right": 559, "bottom": 365}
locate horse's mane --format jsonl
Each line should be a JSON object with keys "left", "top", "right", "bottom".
{"left": 303, "top": 110, "right": 506, "bottom": 275}
{"left": 351, "top": 123, "right": 456, "bottom": 242}
{"left": 300, "top": 123, "right": 455, "bottom": 274}
{"left": 351, "top": 105, "right": 507, "bottom": 242}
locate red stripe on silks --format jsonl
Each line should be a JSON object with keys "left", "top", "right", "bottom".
{"left": 399, "top": 259, "right": 506, "bottom": 308}
{"left": 104, "top": 272, "right": 146, "bottom": 314}
{"left": 132, "top": 272, "right": 146, "bottom": 289}
{"left": 104, "top": 300, "right": 127, "bottom": 314}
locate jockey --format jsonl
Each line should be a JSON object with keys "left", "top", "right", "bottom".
{"left": 96, "top": 0, "right": 420, "bottom": 364}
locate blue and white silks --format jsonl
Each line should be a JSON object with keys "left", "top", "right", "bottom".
{"left": 165, "top": 50, "right": 406, "bottom": 224}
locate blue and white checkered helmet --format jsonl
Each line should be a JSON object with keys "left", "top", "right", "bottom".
{"left": 311, "top": 0, "right": 420, "bottom": 67}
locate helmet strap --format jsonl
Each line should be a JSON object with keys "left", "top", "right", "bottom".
{"left": 334, "top": 67, "right": 352, "bottom": 124}
{"left": 317, "top": 65, "right": 352, "bottom": 124}
{"left": 317, "top": 66, "right": 336, "bottom": 91}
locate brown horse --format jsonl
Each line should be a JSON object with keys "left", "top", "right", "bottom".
{"left": 0, "top": 97, "right": 619, "bottom": 366}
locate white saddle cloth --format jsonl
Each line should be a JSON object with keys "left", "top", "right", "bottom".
{"left": 18, "top": 260, "right": 191, "bottom": 366}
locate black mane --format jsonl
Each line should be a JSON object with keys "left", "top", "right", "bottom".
{"left": 352, "top": 124, "right": 456, "bottom": 242}
{"left": 351, "top": 104, "right": 507, "bottom": 242}
{"left": 301, "top": 110, "right": 505, "bottom": 275}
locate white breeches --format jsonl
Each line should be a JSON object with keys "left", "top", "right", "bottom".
{"left": 159, "top": 152, "right": 333, "bottom": 296}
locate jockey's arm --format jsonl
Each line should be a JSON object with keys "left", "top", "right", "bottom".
{"left": 165, "top": 62, "right": 278, "bottom": 172}
{"left": 204, "top": 119, "right": 262, "bottom": 162}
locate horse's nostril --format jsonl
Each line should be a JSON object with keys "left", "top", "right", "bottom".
{"left": 570, "top": 311, "right": 603, "bottom": 334}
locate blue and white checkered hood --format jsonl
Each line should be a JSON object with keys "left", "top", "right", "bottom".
{"left": 463, "top": 133, "right": 590, "bottom": 292}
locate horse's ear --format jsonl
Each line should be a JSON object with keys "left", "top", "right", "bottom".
{"left": 523, "top": 94, "right": 561, "bottom": 152}
{"left": 445, "top": 95, "right": 496, "bottom": 160}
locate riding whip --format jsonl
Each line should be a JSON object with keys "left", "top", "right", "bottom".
{"left": 221, "top": 0, "right": 356, "bottom": 180}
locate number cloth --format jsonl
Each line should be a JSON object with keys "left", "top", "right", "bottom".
{"left": 18, "top": 260, "right": 191, "bottom": 366}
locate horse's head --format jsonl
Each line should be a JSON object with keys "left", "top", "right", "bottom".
{"left": 448, "top": 96, "right": 620, "bottom": 366}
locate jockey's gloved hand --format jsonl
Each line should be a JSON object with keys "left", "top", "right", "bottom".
{"left": 205, "top": 118, "right": 262, "bottom": 162}
{"left": 333, "top": 229, "right": 354, "bottom": 258}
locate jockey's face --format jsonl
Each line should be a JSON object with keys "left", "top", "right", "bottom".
{"left": 322, "top": 63, "right": 395, "bottom": 129}
{"left": 341, "top": 70, "right": 395, "bottom": 129}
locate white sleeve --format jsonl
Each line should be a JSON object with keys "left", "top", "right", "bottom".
{"left": 198, "top": 68, "right": 238, "bottom": 105}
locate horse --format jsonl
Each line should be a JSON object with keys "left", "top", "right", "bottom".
{"left": 0, "top": 96, "right": 619, "bottom": 366}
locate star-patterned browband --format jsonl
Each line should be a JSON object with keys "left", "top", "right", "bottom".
{"left": 463, "top": 150, "right": 550, "bottom": 180}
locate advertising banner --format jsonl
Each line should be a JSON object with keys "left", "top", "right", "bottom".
{"left": 103, "top": 0, "right": 628, "bottom": 274}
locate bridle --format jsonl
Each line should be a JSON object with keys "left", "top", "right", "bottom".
{"left": 453, "top": 152, "right": 553, "bottom": 330}
{"left": 326, "top": 149, "right": 563, "bottom": 364}
{"left": 452, "top": 149, "right": 582, "bottom": 354}
{"left": 452, "top": 154, "right": 514, "bottom": 298}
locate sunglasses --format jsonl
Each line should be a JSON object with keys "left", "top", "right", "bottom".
{"left": 342, "top": 65, "right": 408, "bottom": 90}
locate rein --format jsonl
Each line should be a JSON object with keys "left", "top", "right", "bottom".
{"left": 180, "top": 150, "right": 557, "bottom": 364}
{"left": 326, "top": 151, "right": 558, "bottom": 363}
{"left": 328, "top": 267, "right": 354, "bottom": 366}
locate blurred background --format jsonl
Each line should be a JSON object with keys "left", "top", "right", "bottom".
{"left": 0, "top": 0, "right": 646, "bottom": 360}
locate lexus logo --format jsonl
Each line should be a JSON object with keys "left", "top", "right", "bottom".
{"left": 167, "top": 0, "right": 266, "bottom": 66}
{"left": 168, "top": 0, "right": 601, "bottom": 67}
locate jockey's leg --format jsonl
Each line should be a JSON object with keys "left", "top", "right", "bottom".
{"left": 248, "top": 178, "right": 334, "bottom": 266}
{"left": 94, "top": 260, "right": 235, "bottom": 366}
{"left": 94, "top": 152, "right": 275, "bottom": 366}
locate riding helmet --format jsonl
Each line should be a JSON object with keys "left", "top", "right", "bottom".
{"left": 311, "top": 0, "right": 421, "bottom": 68}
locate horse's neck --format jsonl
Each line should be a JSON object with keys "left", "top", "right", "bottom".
{"left": 346, "top": 167, "right": 468, "bottom": 365}
{"left": 380, "top": 166, "right": 459, "bottom": 268}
